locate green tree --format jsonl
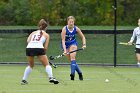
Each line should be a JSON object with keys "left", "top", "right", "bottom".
{"left": 0, "top": 0, "right": 140, "bottom": 26}
{"left": 118, "top": 0, "right": 140, "bottom": 25}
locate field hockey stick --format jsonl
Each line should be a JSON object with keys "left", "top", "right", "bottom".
{"left": 118, "top": 42, "right": 136, "bottom": 45}
{"left": 49, "top": 61, "right": 57, "bottom": 68}
{"left": 49, "top": 48, "right": 84, "bottom": 60}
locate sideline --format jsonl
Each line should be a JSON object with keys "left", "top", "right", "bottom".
{"left": 0, "top": 62, "right": 138, "bottom": 67}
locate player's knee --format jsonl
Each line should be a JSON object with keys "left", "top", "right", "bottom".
{"left": 29, "top": 65, "right": 34, "bottom": 68}
{"left": 137, "top": 58, "right": 140, "bottom": 62}
{"left": 70, "top": 55, "right": 76, "bottom": 60}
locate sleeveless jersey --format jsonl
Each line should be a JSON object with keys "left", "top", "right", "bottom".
{"left": 65, "top": 25, "right": 77, "bottom": 45}
{"left": 26, "top": 30, "right": 46, "bottom": 48}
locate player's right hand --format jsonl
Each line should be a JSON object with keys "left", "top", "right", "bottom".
{"left": 82, "top": 44, "right": 86, "bottom": 49}
{"left": 63, "top": 52, "right": 67, "bottom": 56}
{"left": 127, "top": 41, "right": 133, "bottom": 45}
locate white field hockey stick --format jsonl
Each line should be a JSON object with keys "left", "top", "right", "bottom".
{"left": 119, "top": 42, "right": 135, "bottom": 45}
{"left": 49, "top": 48, "right": 84, "bottom": 60}
{"left": 118, "top": 42, "right": 140, "bottom": 45}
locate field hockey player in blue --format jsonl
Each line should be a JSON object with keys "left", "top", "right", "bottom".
{"left": 61, "top": 16, "right": 86, "bottom": 80}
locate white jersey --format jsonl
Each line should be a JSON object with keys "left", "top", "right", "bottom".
{"left": 130, "top": 27, "right": 140, "bottom": 48}
{"left": 26, "top": 30, "right": 46, "bottom": 48}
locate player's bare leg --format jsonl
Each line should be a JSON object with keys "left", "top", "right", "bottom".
{"left": 136, "top": 53, "right": 140, "bottom": 67}
{"left": 21, "top": 56, "right": 34, "bottom": 85}
{"left": 38, "top": 55, "right": 59, "bottom": 84}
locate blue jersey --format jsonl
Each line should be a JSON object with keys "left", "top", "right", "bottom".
{"left": 65, "top": 25, "right": 76, "bottom": 43}
{"left": 62, "top": 25, "right": 78, "bottom": 49}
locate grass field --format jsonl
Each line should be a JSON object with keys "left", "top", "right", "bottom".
{"left": 0, "top": 65, "right": 140, "bottom": 93}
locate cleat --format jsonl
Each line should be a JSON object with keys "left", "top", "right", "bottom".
{"left": 21, "top": 80, "right": 28, "bottom": 85}
{"left": 137, "top": 63, "right": 140, "bottom": 67}
{"left": 49, "top": 77, "right": 59, "bottom": 84}
{"left": 137, "top": 65, "right": 140, "bottom": 67}
{"left": 70, "top": 74, "right": 75, "bottom": 80}
{"left": 79, "top": 73, "right": 83, "bottom": 80}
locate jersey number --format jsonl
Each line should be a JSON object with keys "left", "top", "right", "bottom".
{"left": 69, "top": 37, "right": 73, "bottom": 41}
{"left": 32, "top": 35, "right": 42, "bottom": 41}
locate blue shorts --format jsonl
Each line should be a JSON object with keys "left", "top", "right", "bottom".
{"left": 61, "top": 42, "right": 78, "bottom": 51}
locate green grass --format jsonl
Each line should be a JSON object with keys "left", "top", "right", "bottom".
{"left": 0, "top": 65, "right": 140, "bottom": 93}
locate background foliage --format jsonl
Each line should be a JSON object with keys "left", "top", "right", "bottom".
{"left": 0, "top": 0, "right": 140, "bottom": 26}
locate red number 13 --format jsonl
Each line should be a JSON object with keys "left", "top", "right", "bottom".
{"left": 32, "top": 35, "right": 42, "bottom": 41}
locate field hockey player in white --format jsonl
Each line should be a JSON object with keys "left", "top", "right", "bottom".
{"left": 128, "top": 18, "right": 140, "bottom": 67}
{"left": 21, "top": 19, "right": 59, "bottom": 85}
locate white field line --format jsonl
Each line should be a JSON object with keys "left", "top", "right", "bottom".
{"left": 4, "top": 89, "right": 52, "bottom": 92}
{"left": 104, "top": 90, "right": 121, "bottom": 92}
{"left": 93, "top": 71, "right": 140, "bottom": 75}
{"left": 0, "top": 69, "right": 140, "bottom": 76}
{"left": 4, "top": 89, "right": 92, "bottom": 93}
{"left": 0, "top": 70, "right": 139, "bottom": 75}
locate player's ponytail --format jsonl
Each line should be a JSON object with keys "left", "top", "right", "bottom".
{"left": 40, "top": 30, "right": 43, "bottom": 36}
{"left": 38, "top": 19, "right": 48, "bottom": 35}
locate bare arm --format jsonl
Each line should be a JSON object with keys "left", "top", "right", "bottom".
{"left": 27, "top": 32, "right": 35, "bottom": 43}
{"left": 76, "top": 27, "right": 86, "bottom": 49}
{"left": 61, "top": 27, "right": 67, "bottom": 53}
{"left": 44, "top": 33, "right": 50, "bottom": 51}
{"left": 128, "top": 29, "right": 136, "bottom": 45}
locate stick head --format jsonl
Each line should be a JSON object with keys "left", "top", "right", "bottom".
{"left": 53, "top": 64, "right": 58, "bottom": 68}
{"left": 49, "top": 56, "right": 54, "bottom": 60}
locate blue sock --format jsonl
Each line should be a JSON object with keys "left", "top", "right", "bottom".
{"left": 70, "top": 60, "right": 76, "bottom": 75}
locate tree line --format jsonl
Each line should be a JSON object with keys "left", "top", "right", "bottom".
{"left": 0, "top": 0, "right": 140, "bottom": 26}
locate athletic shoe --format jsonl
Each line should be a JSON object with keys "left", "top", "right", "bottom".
{"left": 137, "top": 63, "right": 140, "bottom": 67}
{"left": 21, "top": 80, "right": 28, "bottom": 85}
{"left": 49, "top": 77, "right": 59, "bottom": 84}
{"left": 79, "top": 73, "right": 83, "bottom": 80}
{"left": 70, "top": 74, "right": 75, "bottom": 80}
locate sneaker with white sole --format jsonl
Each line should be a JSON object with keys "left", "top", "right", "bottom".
{"left": 21, "top": 80, "right": 28, "bottom": 85}
{"left": 137, "top": 63, "right": 140, "bottom": 67}
{"left": 49, "top": 77, "right": 59, "bottom": 84}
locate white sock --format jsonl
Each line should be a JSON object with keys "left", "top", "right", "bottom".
{"left": 45, "top": 65, "right": 53, "bottom": 78}
{"left": 22, "top": 66, "right": 32, "bottom": 80}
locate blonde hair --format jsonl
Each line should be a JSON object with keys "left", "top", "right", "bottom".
{"left": 38, "top": 19, "right": 48, "bottom": 36}
{"left": 38, "top": 19, "right": 48, "bottom": 30}
{"left": 67, "top": 16, "right": 75, "bottom": 21}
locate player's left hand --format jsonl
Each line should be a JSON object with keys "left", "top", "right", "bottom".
{"left": 82, "top": 44, "right": 86, "bottom": 49}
